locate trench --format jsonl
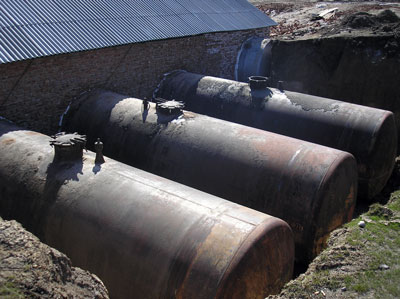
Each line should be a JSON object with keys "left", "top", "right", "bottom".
{"left": 264, "top": 34, "right": 400, "bottom": 278}
{"left": 1, "top": 30, "right": 399, "bottom": 299}
{"left": 267, "top": 35, "right": 400, "bottom": 152}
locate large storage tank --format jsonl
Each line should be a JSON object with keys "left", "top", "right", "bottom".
{"left": 0, "top": 120, "right": 294, "bottom": 299}
{"left": 65, "top": 89, "right": 358, "bottom": 263}
{"left": 155, "top": 70, "right": 397, "bottom": 200}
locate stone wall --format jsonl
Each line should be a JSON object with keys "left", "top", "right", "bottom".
{"left": 0, "top": 28, "right": 269, "bottom": 134}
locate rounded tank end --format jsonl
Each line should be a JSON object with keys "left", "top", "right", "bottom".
{"left": 310, "top": 151, "right": 358, "bottom": 261}
{"left": 358, "top": 111, "right": 397, "bottom": 200}
{"left": 216, "top": 217, "right": 294, "bottom": 298}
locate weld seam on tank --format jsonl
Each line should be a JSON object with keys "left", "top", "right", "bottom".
{"left": 64, "top": 90, "right": 358, "bottom": 263}
{"left": 358, "top": 111, "right": 397, "bottom": 196}
{"left": 316, "top": 152, "right": 352, "bottom": 203}
{"left": 216, "top": 219, "right": 294, "bottom": 297}
{"left": 217, "top": 222, "right": 260, "bottom": 287}
{"left": 234, "top": 36, "right": 251, "bottom": 81}
{"left": 154, "top": 71, "right": 397, "bottom": 200}
{"left": 0, "top": 120, "right": 294, "bottom": 299}
{"left": 311, "top": 151, "right": 357, "bottom": 257}
{"left": 153, "top": 69, "right": 187, "bottom": 101}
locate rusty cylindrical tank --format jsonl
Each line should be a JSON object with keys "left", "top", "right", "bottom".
{"left": 155, "top": 71, "right": 397, "bottom": 200}
{"left": 65, "top": 90, "right": 358, "bottom": 263}
{"left": 0, "top": 120, "right": 294, "bottom": 299}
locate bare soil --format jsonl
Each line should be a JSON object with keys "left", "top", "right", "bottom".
{"left": 1, "top": 3, "right": 398, "bottom": 298}
{"left": 250, "top": 1, "right": 400, "bottom": 298}
{"left": 268, "top": 157, "right": 400, "bottom": 298}
{"left": 258, "top": 2, "right": 400, "bottom": 151}
{"left": 253, "top": 1, "right": 400, "bottom": 39}
{"left": 0, "top": 218, "right": 109, "bottom": 298}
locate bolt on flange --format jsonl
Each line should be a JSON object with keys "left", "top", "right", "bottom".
{"left": 50, "top": 132, "right": 86, "bottom": 162}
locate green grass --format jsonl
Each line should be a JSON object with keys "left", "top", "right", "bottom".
{"left": 275, "top": 189, "right": 400, "bottom": 298}
{"left": 388, "top": 190, "right": 400, "bottom": 212}
{"left": 0, "top": 281, "right": 25, "bottom": 298}
{"left": 341, "top": 199, "right": 400, "bottom": 298}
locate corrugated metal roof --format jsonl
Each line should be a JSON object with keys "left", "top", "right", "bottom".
{"left": 0, "top": 0, "right": 276, "bottom": 64}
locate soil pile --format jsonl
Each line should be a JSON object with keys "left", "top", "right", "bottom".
{"left": 255, "top": 2, "right": 400, "bottom": 39}
{"left": 0, "top": 218, "right": 109, "bottom": 298}
{"left": 252, "top": 2, "right": 400, "bottom": 298}
{"left": 343, "top": 10, "right": 400, "bottom": 35}
{"left": 258, "top": 2, "right": 400, "bottom": 151}
{"left": 268, "top": 157, "right": 400, "bottom": 298}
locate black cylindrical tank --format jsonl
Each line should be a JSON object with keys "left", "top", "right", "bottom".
{"left": 65, "top": 90, "right": 358, "bottom": 263}
{"left": 155, "top": 70, "right": 397, "bottom": 200}
{"left": 0, "top": 120, "right": 294, "bottom": 299}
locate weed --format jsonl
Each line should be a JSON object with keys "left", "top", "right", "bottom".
{"left": 274, "top": 189, "right": 400, "bottom": 298}
{"left": 388, "top": 190, "right": 400, "bottom": 212}
{"left": 367, "top": 203, "right": 393, "bottom": 219}
{"left": 0, "top": 281, "right": 25, "bottom": 298}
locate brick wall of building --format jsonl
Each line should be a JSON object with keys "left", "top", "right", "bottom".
{"left": 0, "top": 28, "right": 269, "bottom": 134}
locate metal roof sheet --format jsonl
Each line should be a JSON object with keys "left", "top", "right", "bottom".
{"left": 0, "top": 0, "right": 276, "bottom": 64}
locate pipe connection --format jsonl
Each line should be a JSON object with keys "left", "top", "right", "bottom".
{"left": 248, "top": 76, "right": 269, "bottom": 90}
{"left": 156, "top": 99, "right": 185, "bottom": 115}
{"left": 50, "top": 132, "right": 86, "bottom": 162}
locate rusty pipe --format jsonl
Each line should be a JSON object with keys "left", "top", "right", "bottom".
{"left": 155, "top": 70, "right": 397, "bottom": 200}
{"left": 65, "top": 89, "right": 358, "bottom": 263}
{"left": 0, "top": 120, "right": 294, "bottom": 299}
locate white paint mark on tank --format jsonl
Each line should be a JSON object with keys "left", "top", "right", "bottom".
{"left": 271, "top": 90, "right": 292, "bottom": 105}
{"left": 288, "top": 149, "right": 302, "bottom": 166}
{"left": 171, "top": 115, "right": 185, "bottom": 125}
{"left": 58, "top": 102, "right": 71, "bottom": 130}
{"left": 153, "top": 70, "right": 187, "bottom": 100}
{"left": 234, "top": 37, "right": 251, "bottom": 81}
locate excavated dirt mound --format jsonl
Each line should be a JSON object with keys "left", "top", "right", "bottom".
{"left": 253, "top": 1, "right": 400, "bottom": 152}
{"left": 0, "top": 218, "right": 109, "bottom": 298}
{"left": 267, "top": 157, "right": 400, "bottom": 298}
{"left": 255, "top": 1, "right": 400, "bottom": 38}
{"left": 251, "top": 2, "right": 400, "bottom": 297}
{"left": 343, "top": 9, "right": 400, "bottom": 34}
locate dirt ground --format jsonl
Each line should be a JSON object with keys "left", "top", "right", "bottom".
{"left": 268, "top": 157, "right": 400, "bottom": 298}
{"left": 255, "top": 2, "right": 400, "bottom": 154}
{"left": 1, "top": 3, "right": 398, "bottom": 298}
{"left": 252, "top": 1, "right": 400, "bottom": 39}
{"left": 0, "top": 219, "right": 109, "bottom": 298}
{"left": 251, "top": 1, "right": 400, "bottom": 298}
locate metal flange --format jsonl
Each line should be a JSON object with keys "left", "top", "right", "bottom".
{"left": 156, "top": 99, "right": 185, "bottom": 115}
{"left": 50, "top": 132, "right": 86, "bottom": 162}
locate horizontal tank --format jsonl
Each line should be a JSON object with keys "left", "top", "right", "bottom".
{"left": 0, "top": 121, "right": 294, "bottom": 299}
{"left": 65, "top": 89, "right": 358, "bottom": 263}
{"left": 155, "top": 70, "right": 397, "bottom": 200}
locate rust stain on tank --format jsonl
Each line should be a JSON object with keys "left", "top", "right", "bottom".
{"left": 1, "top": 138, "right": 15, "bottom": 145}
{"left": 175, "top": 221, "right": 240, "bottom": 298}
{"left": 65, "top": 90, "right": 358, "bottom": 263}
{"left": 314, "top": 184, "right": 356, "bottom": 257}
{"left": 345, "top": 185, "right": 356, "bottom": 221}
{"left": 313, "top": 234, "right": 330, "bottom": 258}
{"left": 26, "top": 131, "right": 43, "bottom": 136}
{"left": 183, "top": 111, "right": 196, "bottom": 119}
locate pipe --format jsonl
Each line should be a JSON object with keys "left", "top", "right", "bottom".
{"left": 0, "top": 121, "right": 294, "bottom": 299}
{"left": 155, "top": 71, "right": 397, "bottom": 200}
{"left": 65, "top": 89, "right": 358, "bottom": 263}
